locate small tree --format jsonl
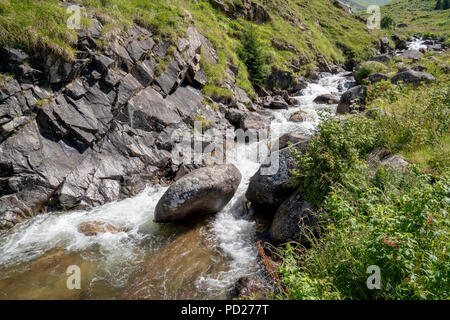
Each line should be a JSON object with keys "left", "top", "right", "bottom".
{"left": 380, "top": 15, "right": 396, "bottom": 30}
{"left": 240, "top": 25, "right": 267, "bottom": 88}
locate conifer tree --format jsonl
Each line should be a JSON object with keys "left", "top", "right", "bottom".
{"left": 240, "top": 25, "right": 267, "bottom": 87}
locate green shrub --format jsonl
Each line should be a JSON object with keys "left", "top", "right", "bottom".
{"left": 355, "top": 61, "right": 388, "bottom": 84}
{"left": 279, "top": 166, "right": 450, "bottom": 300}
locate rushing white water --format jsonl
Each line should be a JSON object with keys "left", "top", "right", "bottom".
{"left": 0, "top": 73, "right": 352, "bottom": 299}
{"left": 407, "top": 37, "right": 428, "bottom": 51}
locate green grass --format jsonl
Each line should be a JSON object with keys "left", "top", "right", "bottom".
{"left": 381, "top": 0, "right": 450, "bottom": 41}
{"left": 275, "top": 52, "right": 450, "bottom": 300}
{"left": 0, "top": 0, "right": 381, "bottom": 99}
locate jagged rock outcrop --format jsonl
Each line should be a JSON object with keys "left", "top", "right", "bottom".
{"left": 0, "top": 18, "right": 255, "bottom": 230}
{"left": 154, "top": 164, "right": 242, "bottom": 222}
{"left": 211, "top": 0, "right": 270, "bottom": 23}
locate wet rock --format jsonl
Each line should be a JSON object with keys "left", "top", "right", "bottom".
{"left": 336, "top": 85, "right": 367, "bottom": 114}
{"left": 78, "top": 221, "right": 122, "bottom": 236}
{"left": 264, "top": 68, "right": 294, "bottom": 91}
{"left": 391, "top": 70, "right": 435, "bottom": 84}
{"left": 289, "top": 110, "right": 314, "bottom": 122}
{"left": 272, "top": 133, "right": 310, "bottom": 151}
{"left": 269, "top": 192, "right": 317, "bottom": 244}
{"left": 246, "top": 142, "right": 310, "bottom": 213}
{"left": 239, "top": 112, "right": 271, "bottom": 132}
{"left": 154, "top": 164, "right": 242, "bottom": 222}
{"left": 313, "top": 93, "right": 340, "bottom": 105}
{"left": 268, "top": 96, "right": 289, "bottom": 110}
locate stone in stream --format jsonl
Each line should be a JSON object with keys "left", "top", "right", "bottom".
{"left": 78, "top": 221, "right": 123, "bottom": 236}
{"left": 336, "top": 85, "right": 367, "bottom": 114}
{"left": 154, "top": 164, "right": 242, "bottom": 222}
{"left": 246, "top": 140, "right": 310, "bottom": 214}
{"left": 269, "top": 192, "right": 317, "bottom": 245}
{"left": 289, "top": 110, "right": 314, "bottom": 122}
{"left": 313, "top": 93, "right": 340, "bottom": 105}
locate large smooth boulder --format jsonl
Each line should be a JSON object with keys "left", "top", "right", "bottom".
{"left": 246, "top": 141, "right": 309, "bottom": 213}
{"left": 336, "top": 85, "right": 367, "bottom": 114}
{"left": 269, "top": 192, "right": 317, "bottom": 244}
{"left": 391, "top": 70, "right": 435, "bottom": 84}
{"left": 154, "top": 164, "right": 242, "bottom": 222}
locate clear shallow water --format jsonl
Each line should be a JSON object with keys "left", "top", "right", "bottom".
{"left": 0, "top": 73, "right": 351, "bottom": 299}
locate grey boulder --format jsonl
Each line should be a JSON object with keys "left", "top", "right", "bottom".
{"left": 269, "top": 192, "right": 317, "bottom": 244}
{"left": 391, "top": 70, "right": 435, "bottom": 84}
{"left": 154, "top": 164, "right": 242, "bottom": 222}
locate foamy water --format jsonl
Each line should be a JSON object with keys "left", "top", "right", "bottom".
{"left": 0, "top": 73, "right": 352, "bottom": 299}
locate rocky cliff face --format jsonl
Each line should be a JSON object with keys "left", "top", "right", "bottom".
{"left": 0, "top": 17, "right": 259, "bottom": 230}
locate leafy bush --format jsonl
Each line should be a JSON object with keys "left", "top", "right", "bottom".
{"left": 355, "top": 61, "right": 388, "bottom": 84}
{"left": 381, "top": 15, "right": 396, "bottom": 30}
{"left": 279, "top": 71, "right": 450, "bottom": 300}
{"left": 279, "top": 166, "right": 450, "bottom": 300}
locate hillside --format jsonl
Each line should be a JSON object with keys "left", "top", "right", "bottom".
{"left": 343, "top": 0, "right": 392, "bottom": 11}
{"left": 381, "top": 0, "right": 450, "bottom": 41}
{"left": 0, "top": 0, "right": 380, "bottom": 99}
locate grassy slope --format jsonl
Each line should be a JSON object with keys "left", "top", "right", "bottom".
{"left": 276, "top": 51, "right": 450, "bottom": 300}
{"left": 381, "top": 0, "right": 450, "bottom": 41}
{"left": 0, "top": 0, "right": 381, "bottom": 98}
{"left": 344, "top": 0, "right": 392, "bottom": 11}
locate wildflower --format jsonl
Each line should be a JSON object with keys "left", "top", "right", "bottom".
{"left": 427, "top": 215, "right": 434, "bottom": 226}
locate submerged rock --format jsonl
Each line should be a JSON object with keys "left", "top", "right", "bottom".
{"left": 289, "top": 110, "right": 314, "bottom": 122}
{"left": 154, "top": 164, "right": 242, "bottom": 222}
{"left": 313, "top": 93, "right": 340, "bottom": 105}
{"left": 78, "top": 221, "right": 122, "bottom": 236}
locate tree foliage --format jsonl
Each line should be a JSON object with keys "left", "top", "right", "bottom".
{"left": 239, "top": 25, "right": 267, "bottom": 88}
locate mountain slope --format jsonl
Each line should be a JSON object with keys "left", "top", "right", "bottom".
{"left": 0, "top": 0, "right": 380, "bottom": 98}
{"left": 381, "top": 0, "right": 450, "bottom": 41}
{"left": 343, "top": 0, "right": 392, "bottom": 11}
